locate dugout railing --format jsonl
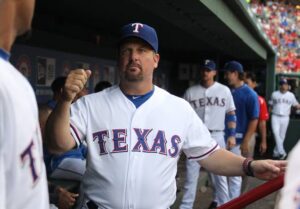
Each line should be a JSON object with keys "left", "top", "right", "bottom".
{"left": 217, "top": 175, "right": 284, "bottom": 209}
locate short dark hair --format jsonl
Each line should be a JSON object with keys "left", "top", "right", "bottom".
{"left": 237, "top": 71, "right": 244, "bottom": 81}
{"left": 245, "top": 71, "right": 257, "bottom": 82}
{"left": 51, "top": 76, "right": 66, "bottom": 93}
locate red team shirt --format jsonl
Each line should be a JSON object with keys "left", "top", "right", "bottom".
{"left": 258, "top": 96, "right": 269, "bottom": 121}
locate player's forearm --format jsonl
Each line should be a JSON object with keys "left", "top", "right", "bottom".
{"left": 225, "top": 111, "right": 236, "bottom": 143}
{"left": 243, "top": 119, "right": 258, "bottom": 144}
{"left": 45, "top": 100, "right": 75, "bottom": 154}
{"left": 199, "top": 149, "right": 245, "bottom": 176}
{"left": 258, "top": 120, "right": 267, "bottom": 143}
{"left": 226, "top": 111, "right": 236, "bottom": 129}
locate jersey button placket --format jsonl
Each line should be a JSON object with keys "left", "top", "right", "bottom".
{"left": 203, "top": 89, "right": 207, "bottom": 123}
{"left": 127, "top": 111, "right": 138, "bottom": 209}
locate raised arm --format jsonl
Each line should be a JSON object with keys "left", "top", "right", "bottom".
{"left": 45, "top": 69, "right": 91, "bottom": 154}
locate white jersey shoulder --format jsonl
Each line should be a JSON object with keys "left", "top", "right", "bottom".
{"left": 0, "top": 59, "right": 49, "bottom": 209}
{"left": 70, "top": 85, "right": 218, "bottom": 209}
{"left": 279, "top": 141, "right": 300, "bottom": 209}
{"left": 183, "top": 82, "right": 235, "bottom": 130}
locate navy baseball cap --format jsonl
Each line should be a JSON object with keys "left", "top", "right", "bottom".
{"left": 223, "top": 61, "right": 244, "bottom": 72}
{"left": 120, "top": 23, "right": 158, "bottom": 52}
{"left": 279, "top": 78, "right": 288, "bottom": 85}
{"left": 201, "top": 59, "right": 216, "bottom": 71}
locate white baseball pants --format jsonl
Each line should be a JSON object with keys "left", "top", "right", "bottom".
{"left": 179, "top": 132, "right": 230, "bottom": 208}
{"left": 271, "top": 114, "right": 289, "bottom": 157}
{"left": 228, "top": 145, "right": 242, "bottom": 200}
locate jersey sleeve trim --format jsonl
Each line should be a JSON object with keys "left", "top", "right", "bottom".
{"left": 187, "top": 143, "right": 219, "bottom": 160}
{"left": 70, "top": 123, "right": 82, "bottom": 146}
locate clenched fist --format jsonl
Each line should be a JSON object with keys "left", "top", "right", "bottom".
{"left": 62, "top": 69, "right": 92, "bottom": 102}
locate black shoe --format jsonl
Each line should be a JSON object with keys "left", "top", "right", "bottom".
{"left": 207, "top": 201, "right": 218, "bottom": 209}
{"left": 272, "top": 155, "right": 280, "bottom": 160}
{"left": 279, "top": 154, "right": 287, "bottom": 160}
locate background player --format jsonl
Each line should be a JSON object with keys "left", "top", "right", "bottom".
{"left": 0, "top": 0, "right": 49, "bottom": 208}
{"left": 45, "top": 22, "right": 286, "bottom": 209}
{"left": 244, "top": 72, "right": 269, "bottom": 156}
{"left": 269, "top": 78, "right": 300, "bottom": 159}
{"left": 223, "top": 61, "right": 260, "bottom": 199}
{"left": 180, "top": 60, "right": 236, "bottom": 209}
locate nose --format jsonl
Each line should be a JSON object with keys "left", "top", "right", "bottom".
{"left": 129, "top": 50, "right": 139, "bottom": 61}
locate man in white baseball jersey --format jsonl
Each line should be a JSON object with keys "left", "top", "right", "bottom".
{"left": 180, "top": 60, "right": 236, "bottom": 209}
{"left": 269, "top": 78, "right": 300, "bottom": 159}
{"left": 46, "top": 22, "right": 286, "bottom": 209}
{"left": 279, "top": 140, "right": 300, "bottom": 209}
{"left": 0, "top": 0, "right": 49, "bottom": 208}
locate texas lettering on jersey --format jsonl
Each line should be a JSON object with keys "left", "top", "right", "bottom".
{"left": 20, "top": 140, "right": 39, "bottom": 183}
{"left": 273, "top": 98, "right": 293, "bottom": 105}
{"left": 189, "top": 97, "right": 226, "bottom": 109}
{"left": 20, "top": 128, "right": 44, "bottom": 185}
{"left": 92, "top": 128, "right": 181, "bottom": 158}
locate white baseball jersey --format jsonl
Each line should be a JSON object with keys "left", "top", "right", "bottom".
{"left": 70, "top": 85, "right": 219, "bottom": 209}
{"left": 269, "top": 90, "right": 299, "bottom": 116}
{"left": 183, "top": 82, "right": 235, "bottom": 130}
{"left": 0, "top": 56, "right": 49, "bottom": 208}
{"left": 279, "top": 140, "right": 300, "bottom": 209}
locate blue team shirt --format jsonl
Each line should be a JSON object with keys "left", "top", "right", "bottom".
{"left": 231, "top": 84, "right": 259, "bottom": 144}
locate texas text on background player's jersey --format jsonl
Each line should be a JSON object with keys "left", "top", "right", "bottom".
{"left": 270, "top": 90, "right": 299, "bottom": 116}
{"left": 0, "top": 49, "right": 49, "bottom": 209}
{"left": 183, "top": 82, "right": 235, "bottom": 130}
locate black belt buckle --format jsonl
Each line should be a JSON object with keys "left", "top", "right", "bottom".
{"left": 87, "top": 200, "right": 98, "bottom": 209}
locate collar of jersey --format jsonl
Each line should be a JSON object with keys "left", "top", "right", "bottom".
{"left": 125, "top": 88, "right": 154, "bottom": 108}
{"left": 0, "top": 48, "right": 10, "bottom": 61}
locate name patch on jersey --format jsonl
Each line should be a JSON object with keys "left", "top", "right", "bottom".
{"left": 189, "top": 97, "right": 225, "bottom": 109}
{"left": 93, "top": 128, "right": 181, "bottom": 158}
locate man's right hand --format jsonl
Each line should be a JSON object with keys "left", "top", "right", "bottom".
{"left": 62, "top": 69, "right": 92, "bottom": 102}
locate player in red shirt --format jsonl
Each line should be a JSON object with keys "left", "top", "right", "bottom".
{"left": 245, "top": 72, "right": 269, "bottom": 155}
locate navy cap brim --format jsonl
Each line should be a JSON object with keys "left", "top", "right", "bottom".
{"left": 201, "top": 67, "right": 216, "bottom": 71}
{"left": 119, "top": 35, "right": 157, "bottom": 52}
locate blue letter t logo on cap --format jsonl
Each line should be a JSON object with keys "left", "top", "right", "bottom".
{"left": 132, "top": 23, "right": 143, "bottom": 33}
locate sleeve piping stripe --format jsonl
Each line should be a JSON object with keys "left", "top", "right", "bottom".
{"left": 187, "top": 143, "right": 219, "bottom": 160}
{"left": 70, "top": 123, "right": 81, "bottom": 142}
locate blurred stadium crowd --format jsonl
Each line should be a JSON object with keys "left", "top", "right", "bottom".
{"left": 250, "top": 0, "right": 300, "bottom": 73}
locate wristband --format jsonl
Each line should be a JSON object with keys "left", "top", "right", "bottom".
{"left": 227, "top": 114, "right": 237, "bottom": 123}
{"left": 242, "top": 158, "right": 254, "bottom": 177}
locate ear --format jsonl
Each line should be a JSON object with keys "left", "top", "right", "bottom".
{"left": 153, "top": 53, "right": 160, "bottom": 69}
